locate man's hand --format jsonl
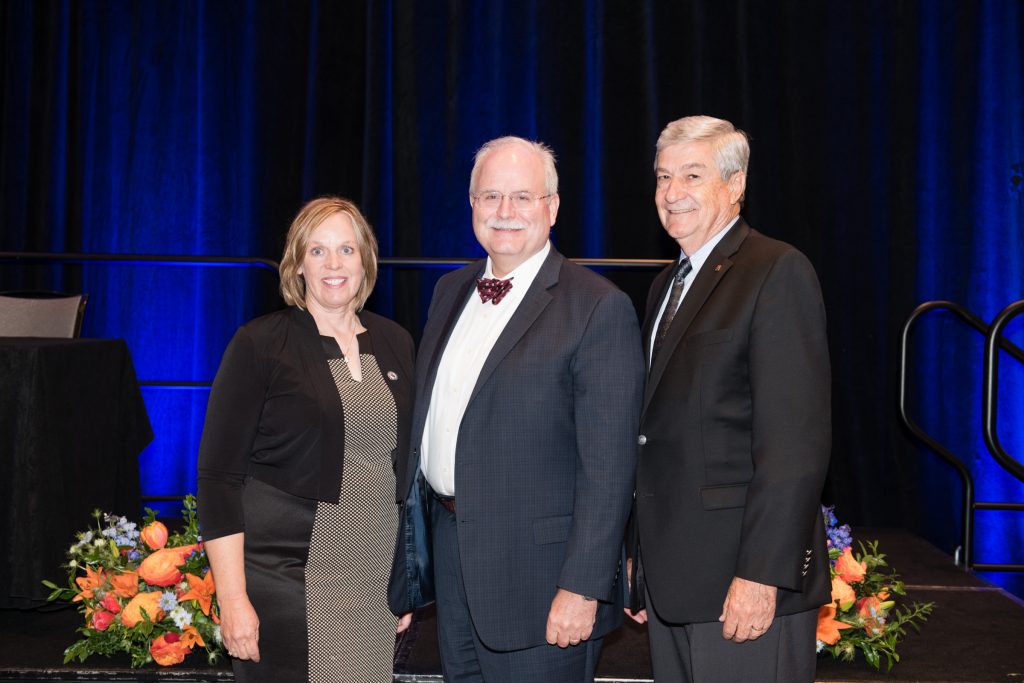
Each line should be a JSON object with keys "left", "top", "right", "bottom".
{"left": 545, "top": 588, "right": 598, "bottom": 648}
{"left": 719, "top": 576, "right": 777, "bottom": 642}
{"left": 623, "top": 558, "right": 648, "bottom": 623}
{"left": 624, "top": 607, "right": 648, "bottom": 624}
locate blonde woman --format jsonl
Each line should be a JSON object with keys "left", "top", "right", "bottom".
{"left": 198, "top": 197, "right": 414, "bottom": 682}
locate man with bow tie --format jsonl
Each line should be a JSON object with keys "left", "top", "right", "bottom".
{"left": 626, "top": 115, "right": 831, "bottom": 682}
{"left": 396, "top": 136, "right": 644, "bottom": 682}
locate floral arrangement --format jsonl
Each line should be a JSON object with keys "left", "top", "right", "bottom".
{"left": 43, "top": 495, "right": 222, "bottom": 667}
{"left": 816, "top": 506, "right": 934, "bottom": 670}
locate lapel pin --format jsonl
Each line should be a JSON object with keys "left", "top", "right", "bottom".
{"left": 387, "top": 371, "right": 398, "bottom": 381}
{"left": 714, "top": 264, "right": 722, "bottom": 272}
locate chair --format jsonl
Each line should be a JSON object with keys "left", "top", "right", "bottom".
{"left": 0, "top": 292, "right": 89, "bottom": 338}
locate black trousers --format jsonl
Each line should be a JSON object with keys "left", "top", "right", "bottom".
{"left": 646, "top": 585, "right": 817, "bottom": 683}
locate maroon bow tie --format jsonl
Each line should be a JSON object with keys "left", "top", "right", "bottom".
{"left": 476, "top": 276, "right": 514, "bottom": 305}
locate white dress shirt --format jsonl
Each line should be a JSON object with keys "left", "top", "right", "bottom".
{"left": 421, "top": 241, "right": 551, "bottom": 496}
{"left": 648, "top": 216, "right": 739, "bottom": 363}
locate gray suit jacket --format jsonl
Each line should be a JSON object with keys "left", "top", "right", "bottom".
{"left": 399, "top": 247, "right": 644, "bottom": 651}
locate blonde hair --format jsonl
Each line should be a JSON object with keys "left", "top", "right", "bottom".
{"left": 278, "top": 196, "right": 379, "bottom": 311}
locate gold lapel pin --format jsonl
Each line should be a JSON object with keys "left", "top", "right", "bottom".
{"left": 714, "top": 264, "right": 722, "bottom": 272}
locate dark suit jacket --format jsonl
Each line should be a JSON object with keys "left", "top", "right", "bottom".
{"left": 632, "top": 218, "right": 831, "bottom": 624}
{"left": 398, "top": 247, "right": 644, "bottom": 651}
{"left": 198, "top": 306, "right": 414, "bottom": 541}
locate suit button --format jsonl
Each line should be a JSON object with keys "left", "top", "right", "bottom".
{"left": 638, "top": 435, "right": 647, "bottom": 445}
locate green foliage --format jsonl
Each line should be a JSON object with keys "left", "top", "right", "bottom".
{"left": 44, "top": 494, "right": 223, "bottom": 668}
{"left": 819, "top": 508, "right": 935, "bottom": 671}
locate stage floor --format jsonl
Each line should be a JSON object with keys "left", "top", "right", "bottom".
{"left": 1, "top": 530, "right": 1021, "bottom": 682}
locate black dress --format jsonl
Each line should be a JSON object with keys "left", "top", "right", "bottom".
{"left": 233, "top": 333, "right": 399, "bottom": 682}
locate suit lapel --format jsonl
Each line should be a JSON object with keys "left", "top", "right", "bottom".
{"left": 643, "top": 219, "right": 751, "bottom": 412}
{"left": 467, "top": 249, "right": 560, "bottom": 407}
{"left": 642, "top": 264, "right": 675, "bottom": 369}
{"left": 411, "top": 263, "right": 482, "bottom": 441}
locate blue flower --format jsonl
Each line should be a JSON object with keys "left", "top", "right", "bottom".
{"left": 127, "top": 549, "right": 142, "bottom": 562}
{"left": 159, "top": 592, "right": 179, "bottom": 611}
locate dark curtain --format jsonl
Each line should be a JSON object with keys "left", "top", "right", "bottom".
{"left": 2, "top": 1, "right": 1022, "bottom": 583}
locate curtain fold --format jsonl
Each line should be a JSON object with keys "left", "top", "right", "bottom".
{"left": 1, "top": 0, "right": 1021, "bottom": 578}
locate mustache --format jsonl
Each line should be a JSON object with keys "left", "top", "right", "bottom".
{"left": 485, "top": 218, "right": 528, "bottom": 231}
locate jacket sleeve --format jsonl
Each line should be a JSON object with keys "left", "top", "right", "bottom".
{"left": 734, "top": 249, "right": 831, "bottom": 590}
{"left": 557, "top": 288, "right": 645, "bottom": 601}
{"left": 196, "top": 326, "right": 267, "bottom": 541}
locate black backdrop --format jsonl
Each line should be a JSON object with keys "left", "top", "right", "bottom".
{"left": 2, "top": 1, "right": 1022, "bottom": 570}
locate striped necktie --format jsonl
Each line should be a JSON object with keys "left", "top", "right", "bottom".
{"left": 651, "top": 257, "right": 692, "bottom": 362}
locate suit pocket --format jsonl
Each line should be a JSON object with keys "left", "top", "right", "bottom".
{"left": 685, "top": 328, "right": 732, "bottom": 348}
{"left": 700, "top": 483, "right": 748, "bottom": 510}
{"left": 533, "top": 514, "right": 573, "bottom": 545}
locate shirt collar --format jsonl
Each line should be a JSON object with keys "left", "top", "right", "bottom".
{"left": 483, "top": 240, "right": 551, "bottom": 285}
{"left": 680, "top": 215, "right": 739, "bottom": 274}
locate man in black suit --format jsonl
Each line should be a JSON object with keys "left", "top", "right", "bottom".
{"left": 401, "top": 136, "right": 644, "bottom": 681}
{"left": 627, "top": 115, "right": 831, "bottom": 682}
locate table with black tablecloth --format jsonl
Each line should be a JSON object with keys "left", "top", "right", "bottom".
{"left": 0, "top": 338, "right": 152, "bottom": 608}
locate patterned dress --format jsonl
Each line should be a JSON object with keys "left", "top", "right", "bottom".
{"left": 305, "top": 348, "right": 400, "bottom": 682}
{"left": 232, "top": 334, "right": 400, "bottom": 683}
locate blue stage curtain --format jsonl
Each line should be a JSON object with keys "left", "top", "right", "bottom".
{"left": 1, "top": 1, "right": 1021, "bottom": 587}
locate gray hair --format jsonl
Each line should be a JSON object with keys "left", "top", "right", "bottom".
{"left": 469, "top": 136, "right": 559, "bottom": 198}
{"left": 655, "top": 115, "right": 750, "bottom": 180}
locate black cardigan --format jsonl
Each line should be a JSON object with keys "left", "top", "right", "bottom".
{"left": 197, "top": 306, "right": 414, "bottom": 541}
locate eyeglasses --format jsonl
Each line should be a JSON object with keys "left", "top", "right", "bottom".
{"left": 472, "top": 190, "right": 553, "bottom": 210}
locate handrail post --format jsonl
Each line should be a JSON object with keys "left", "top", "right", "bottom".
{"left": 899, "top": 301, "right": 986, "bottom": 568}
{"left": 983, "top": 300, "right": 1024, "bottom": 482}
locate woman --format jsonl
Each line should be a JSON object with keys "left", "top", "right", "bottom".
{"left": 197, "top": 196, "right": 414, "bottom": 682}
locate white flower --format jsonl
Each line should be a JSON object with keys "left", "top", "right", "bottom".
{"left": 93, "top": 539, "right": 105, "bottom": 547}
{"left": 169, "top": 606, "right": 192, "bottom": 628}
{"left": 213, "top": 625, "right": 222, "bottom": 644}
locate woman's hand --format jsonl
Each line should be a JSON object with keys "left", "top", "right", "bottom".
{"left": 396, "top": 611, "right": 413, "bottom": 633}
{"left": 219, "top": 593, "right": 261, "bottom": 661}
{"left": 204, "top": 534, "right": 259, "bottom": 662}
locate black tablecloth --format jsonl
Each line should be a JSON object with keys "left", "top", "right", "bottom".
{"left": 0, "top": 338, "right": 152, "bottom": 608}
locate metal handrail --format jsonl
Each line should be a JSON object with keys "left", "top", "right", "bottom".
{"left": 899, "top": 300, "right": 1024, "bottom": 571}
{"left": 0, "top": 251, "right": 281, "bottom": 271}
{"left": 7, "top": 250, "right": 674, "bottom": 504}
{"left": 1, "top": 251, "right": 673, "bottom": 271}
{"left": 900, "top": 302, "right": 983, "bottom": 567}
{"left": 983, "top": 300, "right": 1024, "bottom": 482}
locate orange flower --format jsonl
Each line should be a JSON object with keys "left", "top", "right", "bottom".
{"left": 109, "top": 571, "right": 140, "bottom": 598}
{"left": 830, "top": 576, "right": 856, "bottom": 611}
{"left": 181, "top": 625, "right": 205, "bottom": 648}
{"left": 150, "top": 632, "right": 191, "bottom": 666}
{"left": 179, "top": 571, "right": 216, "bottom": 616}
{"left": 835, "top": 547, "right": 867, "bottom": 583}
{"left": 121, "top": 591, "right": 165, "bottom": 628}
{"left": 816, "top": 604, "right": 853, "bottom": 645}
{"left": 175, "top": 544, "right": 202, "bottom": 561}
{"left": 138, "top": 548, "right": 184, "bottom": 587}
{"left": 140, "top": 521, "right": 169, "bottom": 550}
{"left": 855, "top": 596, "right": 894, "bottom": 637}
{"left": 73, "top": 566, "right": 106, "bottom": 602}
